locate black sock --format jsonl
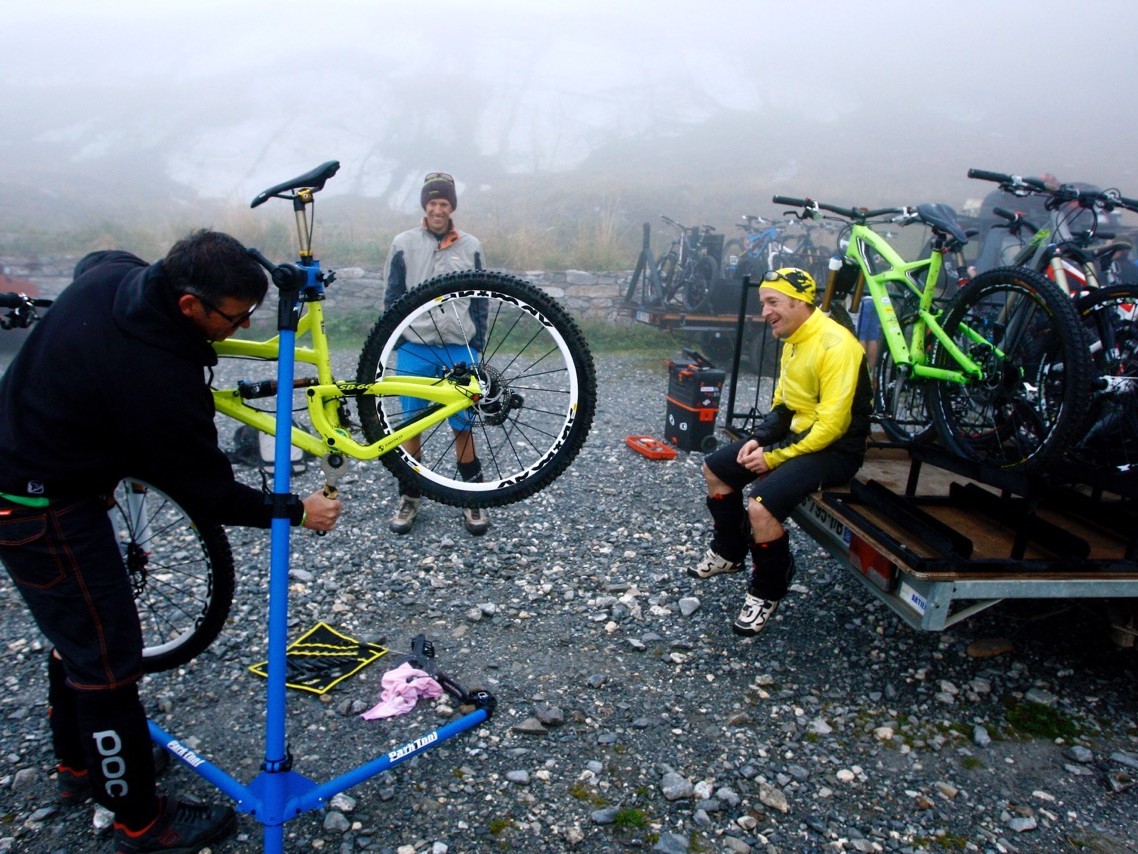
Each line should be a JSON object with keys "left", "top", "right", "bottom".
{"left": 75, "top": 683, "right": 158, "bottom": 829}
{"left": 748, "top": 532, "right": 795, "bottom": 600}
{"left": 457, "top": 457, "right": 483, "bottom": 482}
{"left": 706, "top": 493, "right": 747, "bottom": 561}
{"left": 47, "top": 653, "right": 85, "bottom": 772}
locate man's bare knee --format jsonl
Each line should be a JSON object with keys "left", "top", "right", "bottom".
{"left": 747, "top": 498, "right": 784, "bottom": 543}
{"left": 703, "top": 462, "right": 733, "bottom": 497}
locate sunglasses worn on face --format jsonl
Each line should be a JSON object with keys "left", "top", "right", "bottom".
{"left": 201, "top": 298, "right": 258, "bottom": 327}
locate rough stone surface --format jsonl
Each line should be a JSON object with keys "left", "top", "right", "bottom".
{"left": 1, "top": 352, "right": 1137, "bottom": 853}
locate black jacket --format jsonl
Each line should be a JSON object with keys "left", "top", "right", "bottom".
{"left": 0, "top": 250, "right": 289, "bottom": 527}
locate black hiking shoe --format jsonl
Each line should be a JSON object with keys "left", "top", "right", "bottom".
{"left": 112, "top": 794, "right": 236, "bottom": 853}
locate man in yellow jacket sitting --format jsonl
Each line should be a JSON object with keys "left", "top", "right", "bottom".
{"left": 691, "top": 268, "right": 872, "bottom": 636}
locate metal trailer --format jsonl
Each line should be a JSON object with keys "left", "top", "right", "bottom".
{"left": 790, "top": 444, "right": 1138, "bottom": 641}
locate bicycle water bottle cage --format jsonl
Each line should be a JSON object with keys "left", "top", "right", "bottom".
{"left": 916, "top": 203, "right": 969, "bottom": 250}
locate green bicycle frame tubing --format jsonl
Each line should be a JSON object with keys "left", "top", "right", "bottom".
{"left": 846, "top": 224, "right": 981, "bottom": 384}
{"left": 211, "top": 300, "right": 479, "bottom": 460}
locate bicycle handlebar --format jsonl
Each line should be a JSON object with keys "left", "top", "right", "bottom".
{"left": 991, "top": 207, "right": 1041, "bottom": 233}
{"left": 0, "top": 292, "right": 52, "bottom": 310}
{"left": 968, "top": 168, "right": 1053, "bottom": 196}
{"left": 772, "top": 195, "right": 902, "bottom": 223}
{"left": 1, "top": 292, "right": 52, "bottom": 330}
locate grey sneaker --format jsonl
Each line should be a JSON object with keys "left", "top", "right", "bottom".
{"left": 732, "top": 593, "right": 779, "bottom": 637}
{"left": 687, "top": 549, "right": 744, "bottom": 579}
{"left": 463, "top": 506, "right": 490, "bottom": 536}
{"left": 112, "top": 794, "right": 236, "bottom": 853}
{"left": 389, "top": 496, "right": 421, "bottom": 535}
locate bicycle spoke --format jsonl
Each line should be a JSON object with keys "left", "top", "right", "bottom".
{"left": 109, "top": 480, "right": 234, "bottom": 671}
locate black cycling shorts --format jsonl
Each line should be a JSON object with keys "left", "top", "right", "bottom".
{"left": 705, "top": 438, "right": 863, "bottom": 521}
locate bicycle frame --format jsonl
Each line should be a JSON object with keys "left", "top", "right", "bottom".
{"left": 837, "top": 221, "right": 984, "bottom": 385}
{"left": 212, "top": 296, "right": 480, "bottom": 461}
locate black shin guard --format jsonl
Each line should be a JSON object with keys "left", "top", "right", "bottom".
{"left": 748, "top": 532, "right": 796, "bottom": 600}
{"left": 706, "top": 493, "right": 748, "bottom": 561}
{"left": 457, "top": 457, "right": 483, "bottom": 483}
{"left": 75, "top": 683, "right": 158, "bottom": 828}
{"left": 47, "top": 653, "right": 85, "bottom": 771}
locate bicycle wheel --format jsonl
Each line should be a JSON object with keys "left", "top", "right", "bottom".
{"left": 928, "top": 266, "right": 1092, "bottom": 472}
{"left": 1067, "top": 284, "right": 1138, "bottom": 475}
{"left": 875, "top": 339, "right": 934, "bottom": 444}
{"left": 356, "top": 270, "right": 597, "bottom": 508}
{"left": 682, "top": 256, "right": 718, "bottom": 312}
{"left": 655, "top": 252, "right": 678, "bottom": 303}
{"left": 722, "top": 239, "right": 745, "bottom": 277}
{"left": 109, "top": 479, "right": 235, "bottom": 673}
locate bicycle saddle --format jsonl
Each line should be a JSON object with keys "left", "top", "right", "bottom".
{"left": 916, "top": 203, "right": 969, "bottom": 246}
{"left": 251, "top": 160, "right": 341, "bottom": 208}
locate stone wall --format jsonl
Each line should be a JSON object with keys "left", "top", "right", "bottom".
{"left": 2, "top": 256, "right": 637, "bottom": 326}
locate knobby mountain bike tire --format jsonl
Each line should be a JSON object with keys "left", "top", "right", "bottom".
{"left": 109, "top": 479, "right": 235, "bottom": 672}
{"left": 682, "top": 256, "right": 718, "bottom": 312}
{"left": 356, "top": 270, "right": 597, "bottom": 507}
{"left": 655, "top": 252, "right": 679, "bottom": 300}
{"left": 928, "top": 266, "right": 1092, "bottom": 472}
{"left": 1068, "top": 284, "right": 1138, "bottom": 476}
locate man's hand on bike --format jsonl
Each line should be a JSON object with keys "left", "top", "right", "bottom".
{"left": 301, "top": 490, "right": 341, "bottom": 532}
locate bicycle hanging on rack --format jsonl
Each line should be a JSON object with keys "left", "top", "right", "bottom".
{"left": 653, "top": 214, "right": 721, "bottom": 312}
{"left": 968, "top": 169, "right": 1138, "bottom": 482}
{"left": 773, "top": 194, "right": 1093, "bottom": 473}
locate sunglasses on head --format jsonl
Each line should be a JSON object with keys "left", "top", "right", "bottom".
{"left": 424, "top": 171, "right": 454, "bottom": 183}
{"left": 762, "top": 269, "right": 812, "bottom": 294}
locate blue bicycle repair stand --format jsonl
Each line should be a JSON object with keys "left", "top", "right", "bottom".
{"left": 146, "top": 261, "right": 494, "bottom": 852}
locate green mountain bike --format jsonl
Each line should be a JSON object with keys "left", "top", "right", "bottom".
{"left": 774, "top": 194, "right": 1092, "bottom": 473}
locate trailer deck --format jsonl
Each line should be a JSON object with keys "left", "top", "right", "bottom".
{"left": 792, "top": 443, "right": 1138, "bottom": 633}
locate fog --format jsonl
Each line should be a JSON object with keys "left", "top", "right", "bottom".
{"left": 3, "top": 0, "right": 1138, "bottom": 245}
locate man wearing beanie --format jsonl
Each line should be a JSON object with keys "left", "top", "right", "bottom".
{"left": 382, "top": 172, "right": 490, "bottom": 536}
{"left": 691, "top": 268, "right": 871, "bottom": 636}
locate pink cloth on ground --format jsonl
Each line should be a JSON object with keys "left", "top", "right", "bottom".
{"left": 360, "top": 661, "right": 444, "bottom": 720}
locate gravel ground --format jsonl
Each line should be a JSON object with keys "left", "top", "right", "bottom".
{"left": 3, "top": 352, "right": 1138, "bottom": 854}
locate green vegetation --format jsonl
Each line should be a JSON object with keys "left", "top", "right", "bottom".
{"left": 577, "top": 320, "right": 680, "bottom": 355}
{"left": 487, "top": 816, "right": 516, "bottom": 836}
{"left": 568, "top": 783, "right": 605, "bottom": 806}
{"left": 1004, "top": 700, "right": 1081, "bottom": 740}
{"left": 612, "top": 807, "right": 650, "bottom": 830}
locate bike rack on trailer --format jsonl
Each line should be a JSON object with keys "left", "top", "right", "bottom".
{"left": 146, "top": 256, "right": 496, "bottom": 853}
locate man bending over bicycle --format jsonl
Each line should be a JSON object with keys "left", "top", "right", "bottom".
{"left": 691, "top": 268, "right": 871, "bottom": 637}
{"left": 0, "top": 230, "right": 340, "bottom": 853}
{"left": 383, "top": 172, "right": 490, "bottom": 536}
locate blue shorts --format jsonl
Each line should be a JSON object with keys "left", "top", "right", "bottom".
{"left": 856, "top": 304, "right": 881, "bottom": 342}
{"left": 396, "top": 341, "right": 479, "bottom": 431}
